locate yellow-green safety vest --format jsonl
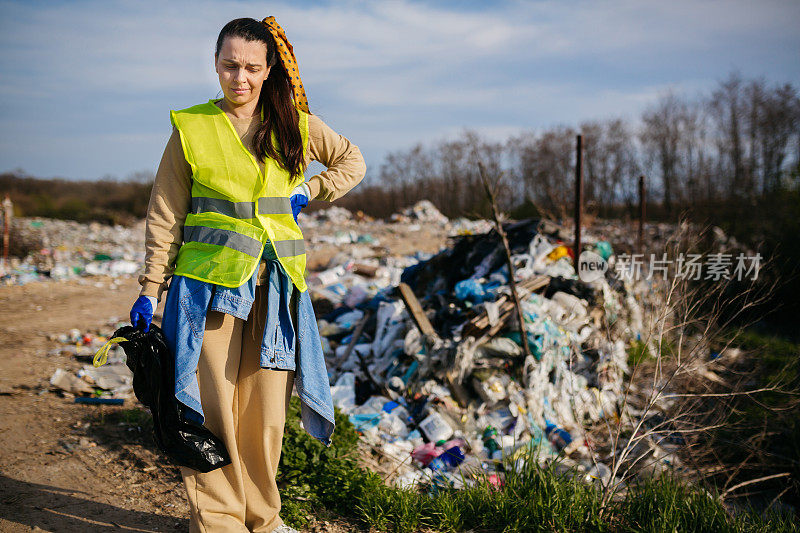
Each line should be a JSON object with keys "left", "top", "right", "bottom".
{"left": 170, "top": 99, "right": 310, "bottom": 292}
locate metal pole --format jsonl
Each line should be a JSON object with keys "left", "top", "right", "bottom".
{"left": 638, "top": 175, "right": 646, "bottom": 255}
{"left": 2, "top": 196, "right": 10, "bottom": 267}
{"left": 573, "top": 135, "right": 583, "bottom": 271}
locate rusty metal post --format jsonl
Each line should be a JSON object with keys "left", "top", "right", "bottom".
{"left": 573, "top": 135, "right": 583, "bottom": 271}
{"left": 2, "top": 215, "right": 8, "bottom": 267}
{"left": 638, "top": 175, "right": 646, "bottom": 254}
{"left": 2, "top": 195, "right": 11, "bottom": 267}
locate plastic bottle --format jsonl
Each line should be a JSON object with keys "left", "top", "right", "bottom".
{"left": 544, "top": 420, "right": 573, "bottom": 451}
{"left": 454, "top": 278, "right": 488, "bottom": 303}
{"left": 428, "top": 446, "right": 465, "bottom": 471}
{"left": 482, "top": 426, "right": 501, "bottom": 454}
{"left": 428, "top": 453, "right": 447, "bottom": 471}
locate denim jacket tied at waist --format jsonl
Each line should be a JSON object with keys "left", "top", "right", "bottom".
{"left": 161, "top": 246, "right": 335, "bottom": 446}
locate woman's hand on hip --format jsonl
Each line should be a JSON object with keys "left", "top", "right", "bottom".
{"left": 290, "top": 183, "right": 311, "bottom": 223}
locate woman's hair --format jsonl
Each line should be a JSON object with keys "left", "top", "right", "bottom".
{"left": 215, "top": 18, "right": 305, "bottom": 179}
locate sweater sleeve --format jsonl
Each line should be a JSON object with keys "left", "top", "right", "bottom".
{"left": 304, "top": 114, "right": 367, "bottom": 202}
{"left": 137, "top": 127, "right": 192, "bottom": 300}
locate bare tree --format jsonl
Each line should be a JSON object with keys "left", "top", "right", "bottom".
{"left": 709, "top": 73, "right": 749, "bottom": 197}
{"left": 641, "top": 91, "right": 684, "bottom": 213}
{"left": 361, "top": 71, "right": 798, "bottom": 221}
{"left": 580, "top": 119, "right": 639, "bottom": 214}
{"left": 511, "top": 126, "right": 576, "bottom": 221}
{"left": 757, "top": 82, "right": 800, "bottom": 193}
{"left": 438, "top": 137, "right": 470, "bottom": 216}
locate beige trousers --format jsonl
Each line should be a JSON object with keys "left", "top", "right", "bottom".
{"left": 180, "top": 285, "right": 294, "bottom": 533}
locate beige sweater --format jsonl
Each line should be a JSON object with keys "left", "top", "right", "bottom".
{"left": 138, "top": 102, "right": 366, "bottom": 300}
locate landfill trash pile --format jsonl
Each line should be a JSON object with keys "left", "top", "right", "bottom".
{"left": 47, "top": 324, "right": 133, "bottom": 403}
{"left": 305, "top": 205, "right": 354, "bottom": 224}
{"left": 297, "top": 203, "right": 454, "bottom": 273}
{"left": 309, "top": 217, "right": 674, "bottom": 491}
{"left": 1, "top": 217, "right": 144, "bottom": 285}
{"left": 299, "top": 201, "right": 494, "bottom": 266}
{"left": 0, "top": 203, "right": 485, "bottom": 286}
{"left": 578, "top": 218, "right": 752, "bottom": 258}
{"left": 0, "top": 205, "right": 741, "bottom": 289}
{"left": 389, "top": 200, "right": 449, "bottom": 225}
{"left": 448, "top": 217, "right": 494, "bottom": 236}
{"left": 27, "top": 202, "right": 735, "bottom": 493}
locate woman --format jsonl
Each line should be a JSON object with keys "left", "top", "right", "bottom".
{"left": 129, "top": 17, "right": 366, "bottom": 533}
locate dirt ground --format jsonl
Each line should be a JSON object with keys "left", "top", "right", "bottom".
{"left": 0, "top": 276, "right": 194, "bottom": 532}
{"left": 0, "top": 226, "right": 449, "bottom": 532}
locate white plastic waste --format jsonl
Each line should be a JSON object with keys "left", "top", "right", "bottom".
{"left": 418, "top": 412, "right": 453, "bottom": 442}
{"left": 330, "top": 372, "right": 356, "bottom": 413}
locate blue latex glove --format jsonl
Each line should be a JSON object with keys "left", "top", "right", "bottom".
{"left": 130, "top": 295, "right": 157, "bottom": 332}
{"left": 290, "top": 183, "right": 311, "bottom": 223}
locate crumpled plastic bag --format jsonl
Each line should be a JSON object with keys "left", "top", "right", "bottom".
{"left": 94, "top": 325, "right": 231, "bottom": 473}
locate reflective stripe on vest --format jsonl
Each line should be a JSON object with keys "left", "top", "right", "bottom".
{"left": 192, "top": 196, "right": 293, "bottom": 218}
{"left": 185, "top": 225, "right": 303, "bottom": 259}
{"left": 273, "top": 239, "right": 305, "bottom": 258}
{"left": 184, "top": 225, "right": 262, "bottom": 258}
{"left": 191, "top": 197, "right": 255, "bottom": 219}
{"left": 257, "top": 197, "right": 292, "bottom": 215}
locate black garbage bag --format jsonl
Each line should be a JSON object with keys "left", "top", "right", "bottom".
{"left": 108, "top": 325, "right": 231, "bottom": 473}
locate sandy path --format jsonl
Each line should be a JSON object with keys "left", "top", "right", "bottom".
{"left": 0, "top": 276, "right": 192, "bottom": 532}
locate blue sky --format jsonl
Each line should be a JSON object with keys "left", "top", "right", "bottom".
{"left": 0, "top": 0, "right": 798, "bottom": 182}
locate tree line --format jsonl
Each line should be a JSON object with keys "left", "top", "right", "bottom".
{"left": 0, "top": 171, "right": 152, "bottom": 225}
{"left": 2, "top": 71, "right": 797, "bottom": 226}
{"left": 335, "top": 72, "right": 799, "bottom": 221}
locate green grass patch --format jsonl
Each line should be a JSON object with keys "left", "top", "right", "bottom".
{"left": 626, "top": 338, "right": 678, "bottom": 367}
{"left": 708, "top": 328, "right": 800, "bottom": 510}
{"left": 722, "top": 329, "right": 800, "bottom": 385}
{"left": 277, "top": 398, "right": 795, "bottom": 532}
{"left": 618, "top": 475, "right": 798, "bottom": 533}
{"left": 627, "top": 340, "right": 650, "bottom": 367}
{"left": 87, "top": 406, "right": 153, "bottom": 429}
{"left": 116, "top": 407, "right": 153, "bottom": 426}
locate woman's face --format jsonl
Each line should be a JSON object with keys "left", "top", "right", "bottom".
{"left": 214, "top": 36, "right": 272, "bottom": 109}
